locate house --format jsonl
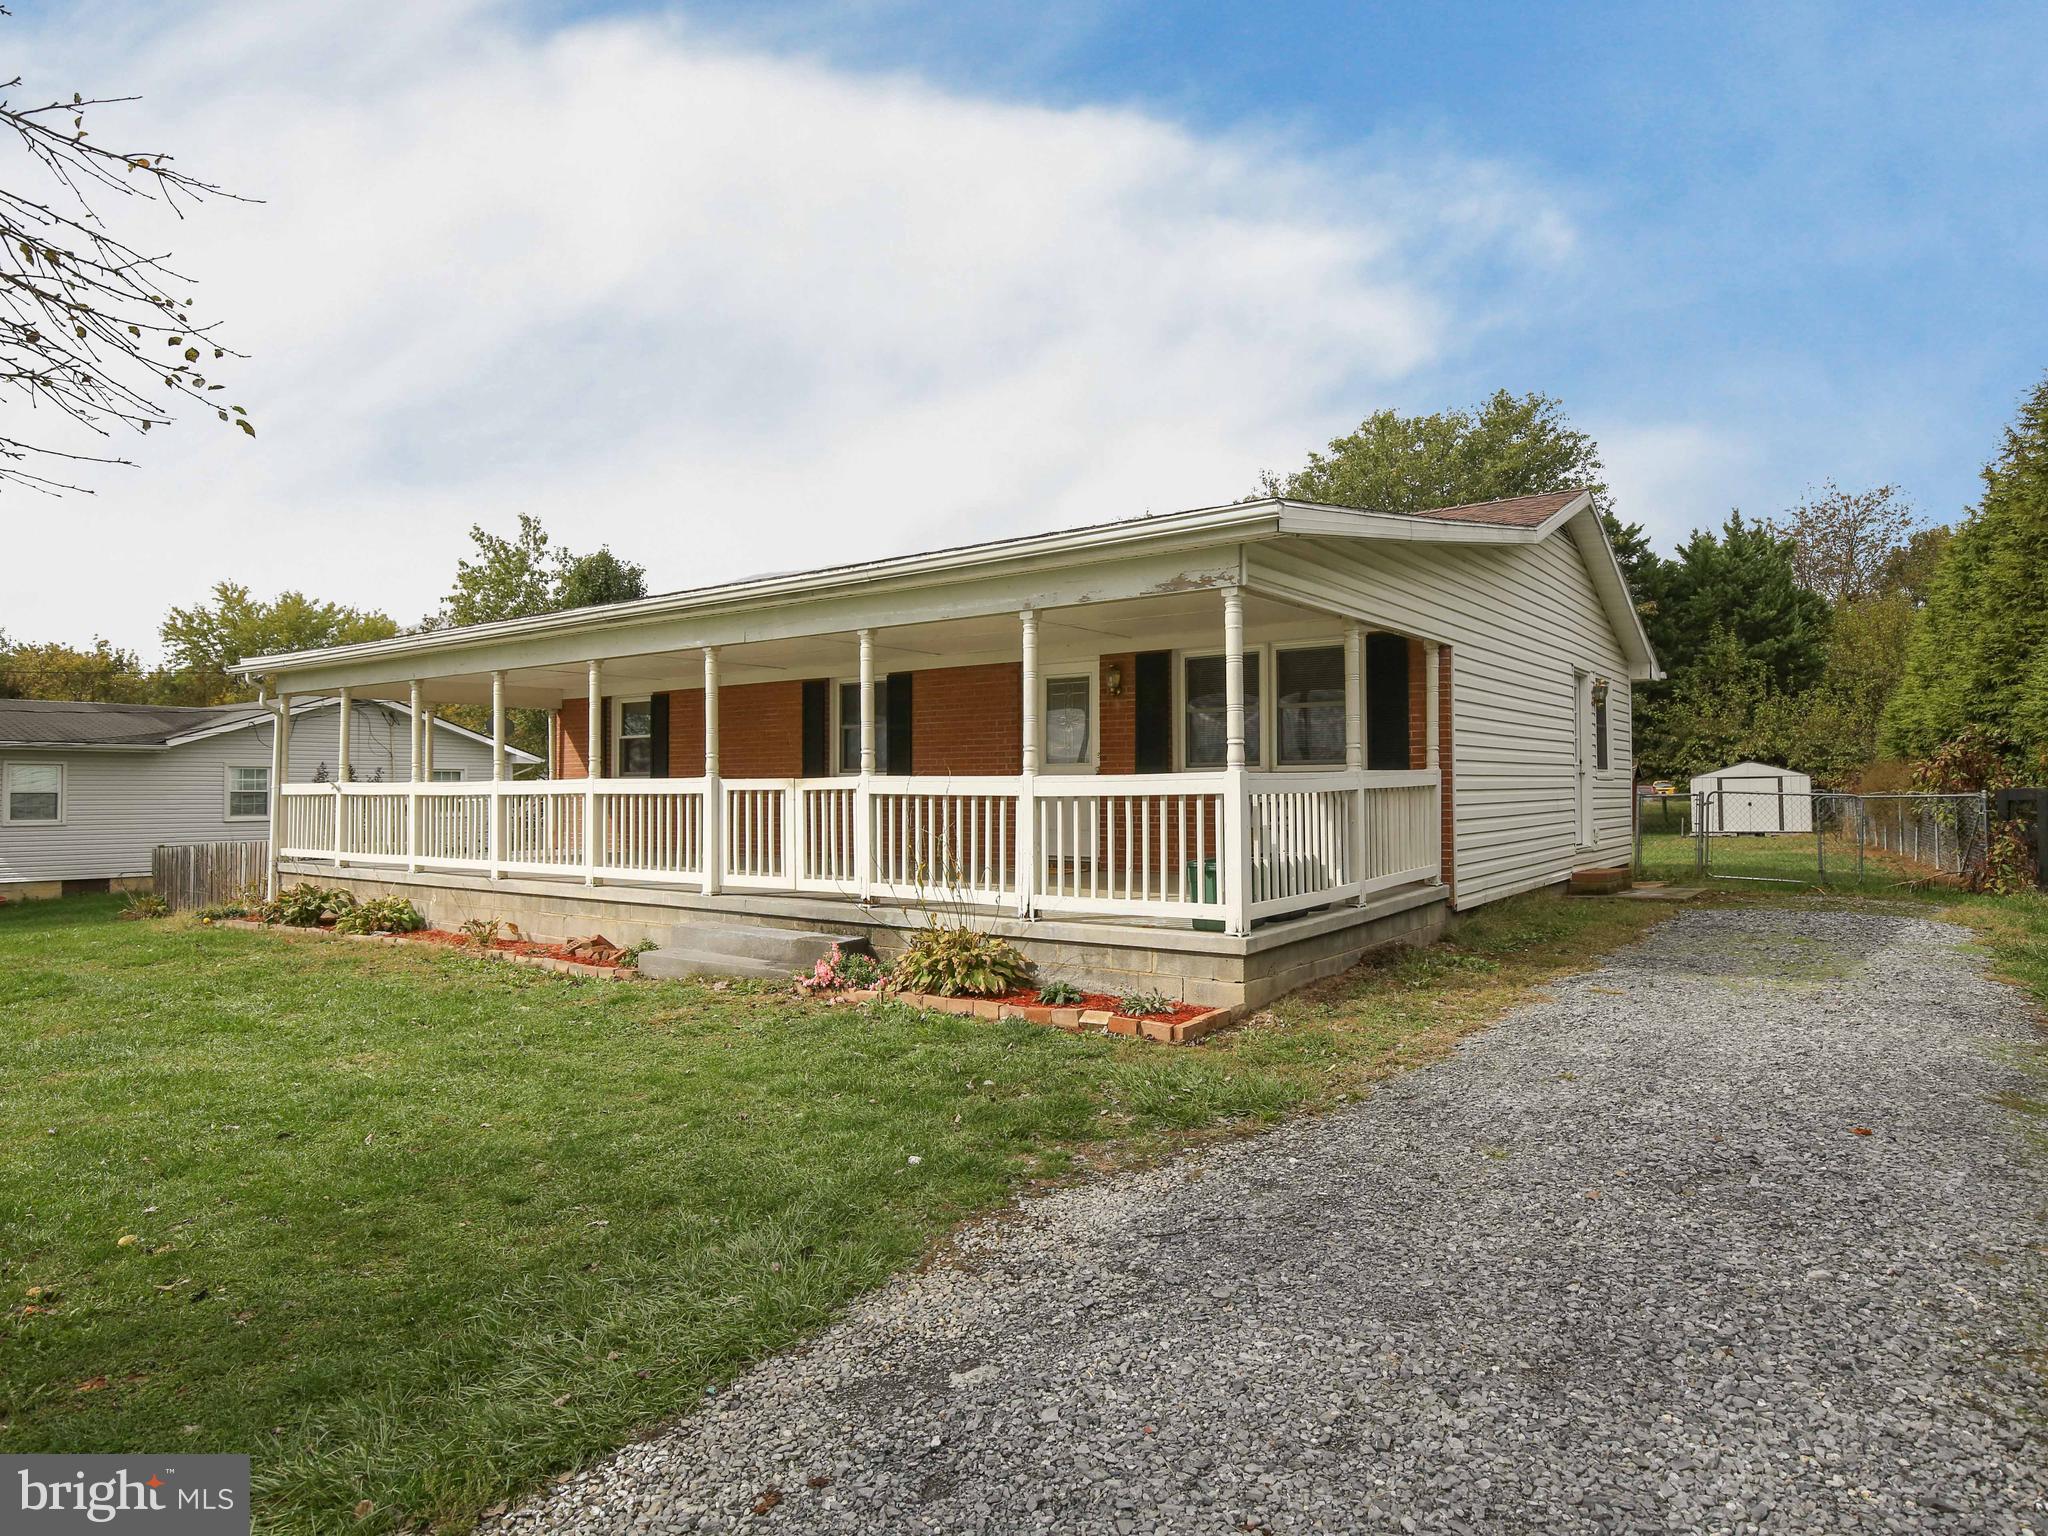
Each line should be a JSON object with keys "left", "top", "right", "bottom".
{"left": 0, "top": 697, "right": 538, "bottom": 899}
{"left": 231, "top": 488, "right": 1658, "bottom": 1007}
{"left": 1690, "top": 760, "right": 1815, "bottom": 835}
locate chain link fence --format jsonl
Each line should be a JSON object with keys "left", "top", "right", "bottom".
{"left": 1635, "top": 789, "right": 1992, "bottom": 889}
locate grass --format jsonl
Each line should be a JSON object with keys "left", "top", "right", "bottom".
{"left": 0, "top": 890, "right": 1667, "bottom": 1533}
{"left": 1637, "top": 829, "right": 1962, "bottom": 894}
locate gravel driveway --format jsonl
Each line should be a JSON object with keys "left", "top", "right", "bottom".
{"left": 492, "top": 906, "right": 2047, "bottom": 1535}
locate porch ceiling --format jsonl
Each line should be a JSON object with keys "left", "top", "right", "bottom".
{"left": 339, "top": 588, "right": 1352, "bottom": 707}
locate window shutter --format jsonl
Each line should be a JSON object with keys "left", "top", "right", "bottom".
{"left": 601, "top": 695, "right": 615, "bottom": 775}
{"left": 1364, "top": 635, "right": 1409, "bottom": 771}
{"left": 1134, "top": 650, "right": 1173, "bottom": 772}
{"left": 648, "top": 692, "right": 670, "bottom": 779}
{"left": 886, "top": 671, "right": 914, "bottom": 776}
{"left": 801, "top": 680, "right": 830, "bottom": 777}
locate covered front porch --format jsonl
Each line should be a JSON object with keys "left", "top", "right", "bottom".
{"left": 270, "top": 584, "right": 1449, "bottom": 941}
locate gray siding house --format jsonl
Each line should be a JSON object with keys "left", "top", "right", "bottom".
{"left": 0, "top": 698, "right": 535, "bottom": 897}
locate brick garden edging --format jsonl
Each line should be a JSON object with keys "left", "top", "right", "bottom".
{"left": 826, "top": 988, "right": 1236, "bottom": 1045}
{"left": 210, "top": 919, "right": 640, "bottom": 981}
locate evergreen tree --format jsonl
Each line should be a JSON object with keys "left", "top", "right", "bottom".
{"left": 1883, "top": 375, "right": 2048, "bottom": 764}
{"left": 1639, "top": 513, "right": 1831, "bottom": 694}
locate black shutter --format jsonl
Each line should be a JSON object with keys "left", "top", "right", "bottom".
{"left": 1365, "top": 635, "right": 1409, "bottom": 771}
{"left": 801, "top": 680, "right": 831, "bottom": 777}
{"left": 600, "top": 694, "right": 615, "bottom": 774}
{"left": 1134, "top": 650, "right": 1173, "bottom": 772}
{"left": 648, "top": 692, "right": 670, "bottom": 779}
{"left": 886, "top": 671, "right": 914, "bottom": 776}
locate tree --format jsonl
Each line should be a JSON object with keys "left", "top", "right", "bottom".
{"left": 1258, "top": 389, "right": 1657, "bottom": 591}
{"left": 159, "top": 582, "right": 398, "bottom": 703}
{"left": 1764, "top": 481, "right": 1921, "bottom": 604}
{"left": 1875, "top": 524, "right": 1953, "bottom": 606}
{"left": 1883, "top": 375, "right": 2048, "bottom": 765}
{"left": 1639, "top": 512, "right": 1831, "bottom": 695}
{"left": 0, "top": 634, "right": 151, "bottom": 700}
{"left": 0, "top": 48, "right": 251, "bottom": 491}
{"left": 437, "top": 516, "right": 649, "bottom": 625}
{"left": 556, "top": 546, "right": 648, "bottom": 610}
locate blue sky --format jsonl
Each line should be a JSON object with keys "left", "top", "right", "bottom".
{"left": 13, "top": 1, "right": 2047, "bottom": 651}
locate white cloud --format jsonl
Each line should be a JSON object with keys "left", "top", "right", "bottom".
{"left": 10, "top": 0, "right": 1573, "bottom": 655}
{"left": 1599, "top": 421, "right": 1755, "bottom": 551}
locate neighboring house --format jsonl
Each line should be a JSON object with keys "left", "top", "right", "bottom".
{"left": 233, "top": 489, "right": 1658, "bottom": 1006}
{"left": 0, "top": 697, "right": 536, "bottom": 898}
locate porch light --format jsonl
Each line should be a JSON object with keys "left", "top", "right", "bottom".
{"left": 1104, "top": 662, "right": 1124, "bottom": 696}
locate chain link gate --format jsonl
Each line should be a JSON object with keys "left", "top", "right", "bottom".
{"left": 1691, "top": 789, "right": 1990, "bottom": 888}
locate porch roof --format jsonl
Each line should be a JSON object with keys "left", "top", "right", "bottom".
{"left": 233, "top": 488, "right": 1656, "bottom": 693}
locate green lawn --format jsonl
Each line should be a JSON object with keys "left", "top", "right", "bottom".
{"left": 1, "top": 891, "right": 1665, "bottom": 1533}
{"left": 1637, "top": 829, "right": 1957, "bottom": 893}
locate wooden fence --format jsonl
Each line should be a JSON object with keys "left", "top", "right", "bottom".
{"left": 153, "top": 840, "right": 269, "bottom": 911}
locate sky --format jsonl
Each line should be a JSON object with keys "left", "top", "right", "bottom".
{"left": 9, "top": 0, "right": 2046, "bottom": 658}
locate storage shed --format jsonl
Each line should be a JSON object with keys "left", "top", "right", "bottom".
{"left": 1690, "top": 760, "right": 1814, "bottom": 834}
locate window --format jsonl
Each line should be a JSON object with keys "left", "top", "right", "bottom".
{"left": 617, "top": 699, "right": 653, "bottom": 777}
{"left": 430, "top": 767, "right": 466, "bottom": 783}
{"left": 1183, "top": 653, "right": 1262, "bottom": 768}
{"left": 1044, "top": 675, "right": 1092, "bottom": 767}
{"left": 1276, "top": 646, "right": 1346, "bottom": 766}
{"left": 1592, "top": 679, "right": 1610, "bottom": 771}
{"left": 4, "top": 762, "right": 62, "bottom": 823}
{"left": 836, "top": 681, "right": 889, "bottom": 773}
{"left": 225, "top": 765, "right": 269, "bottom": 820}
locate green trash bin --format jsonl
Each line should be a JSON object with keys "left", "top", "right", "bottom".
{"left": 1186, "top": 857, "right": 1222, "bottom": 932}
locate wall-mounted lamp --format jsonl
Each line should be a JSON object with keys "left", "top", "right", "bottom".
{"left": 1103, "top": 662, "right": 1124, "bottom": 696}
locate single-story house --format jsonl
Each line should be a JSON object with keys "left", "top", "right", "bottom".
{"left": 0, "top": 697, "right": 537, "bottom": 898}
{"left": 1690, "top": 760, "right": 1815, "bottom": 834}
{"left": 231, "top": 488, "right": 1658, "bottom": 1007}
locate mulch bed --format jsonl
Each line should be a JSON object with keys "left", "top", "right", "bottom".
{"left": 979, "top": 985, "right": 1211, "bottom": 1029}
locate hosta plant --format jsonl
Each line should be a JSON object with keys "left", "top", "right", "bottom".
{"left": 1116, "top": 990, "right": 1175, "bottom": 1018}
{"left": 262, "top": 884, "right": 356, "bottom": 928}
{"left": 1036, "top": 978, "right": 1085, "bottom": 1007}
{"left": 891, "top": 921, "right": 1032, "bottom": 998}
{"left": 332, "top": 896, "right": 425, "bottom": 935}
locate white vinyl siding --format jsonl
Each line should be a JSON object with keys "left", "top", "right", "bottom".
{"left": 0, "top": 701, "right": 504, "bottom": 886}
{"left": 1248, "top": 526, "right": 1636, "bottom": 909}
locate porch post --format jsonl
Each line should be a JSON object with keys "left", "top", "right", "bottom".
{"left": 334, "top": 688, "right": 352, "bottom": 870}
{"left": 1424, "top": 640, "right": 1443, "bottom": 886}
{"left": 489, "top": 670, "right": 506, "bottom": 882}
{"left": 702, "top": 647, "right": 722, "bottom": 895}
{"left": 267, "top": 692, "right": 290, "bottom": 900}
{"left": 855, "top": 628, "right": 874, "bottom": 902}
{"left": 1016, "top": 608, "right": 1039, "bottom": 918}
{"left": 584, "top": 659, "right": 602, "bottom": 886}
{"left": 1221, "top": 585, "right": 1253, "bottom": 935}
{"left": 406, "top": 680, "right": 422, "bottom": 874}
{"left": 1346, "top": 622, "right": 1367, "bottom": 904}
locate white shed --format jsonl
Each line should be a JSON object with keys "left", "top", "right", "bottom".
{"left": 1690, "top": 760, "right": 1814, "bottom": 834}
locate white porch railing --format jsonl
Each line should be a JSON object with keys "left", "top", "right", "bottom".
{"left": 277, "top": 767, "right": 1440, "bottom": 933}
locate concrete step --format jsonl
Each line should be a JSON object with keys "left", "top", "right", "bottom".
{"left": 637, "top": 922, "right": 873, "bottom": 983}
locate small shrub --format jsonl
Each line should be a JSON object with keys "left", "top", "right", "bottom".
{"left": 194, "top": 901, "right": 250, "bottom": 922}
{"left": 120, "top": 891, "right": 170, "bottom": 920}
{"left": 891, "top": 922, "right": 1032, "bottom": 998}
{"left": 1970, "top": 820, "right": 2038, "bottom": 896}
{"left": 1037, "top": 978, "right": 1085, "bottom": 1007}
{"left": 619, "top": 940, "right": 659, "bottom": 969}
{"left": 459, "top": 917, "right": 502, "bottom": 949}
{"left": 1116, "top": 990, "right": 1174, "bottom": 1018}
{"left": 332, "top": 895, "right": 425, "bottom": 935}
{"left": 262, "top": 884, "right": 357, "bottom": 927}
{"left": 796, "top": 944, "right": 884, "bottom": 993}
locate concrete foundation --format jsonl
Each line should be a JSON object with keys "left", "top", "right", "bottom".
{"left": 278, "top": 862, "right": 1449, "bottom": 1010}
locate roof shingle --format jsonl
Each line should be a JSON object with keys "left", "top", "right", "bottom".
{"left": 0, "top": 699, "right": 262, "bottom": 748}
{"left": 1392, "top": 489, "right": 1588, "bottom": 528}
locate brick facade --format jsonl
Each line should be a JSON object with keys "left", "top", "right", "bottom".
{"left": 557, "top": 697, "right": 591, "bottom": 778}
{"left": 662, "top": 681, "right": 807, "bottom": 779}
{"left": 1097, "top": 653, "right": 1137, "bottom": 774}
{"left": 913, "top": 662, "right": 1022, "bottom": 774}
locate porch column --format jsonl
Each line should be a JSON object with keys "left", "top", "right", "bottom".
{"left": 489, "top": 671, "right": 506, "bottom": 883}
{"left": 334, "top": 688, "right": 352, "bottom": 870}
{"left": 1426, "top": 641, "right": 1447, "bottom": 889}
{"left": 1345, "top": 622, "right": 1367, "bottom": 905}
{"left": 1016, "top": 608, "right": 1039, "bottom": 918}
{"left": 1424, "top": 641, "right": 1441, "bottom": 771}
{"left": 584, "top": 659, "right": 602, "bottom": 886}
{"left": 266, "top": 692, "right": 290, "bottom": 900}
{"left": 702, "top": 647, "right": 722, "bottom": 895}
{"left": 855, "top": 629, "right": 874, "bottom": 902}
{"left": 407, "top": 680, "right": 422, "bottom": 874}
{"left": 1221, "top": 585, "right": 1253, "bottom": 935}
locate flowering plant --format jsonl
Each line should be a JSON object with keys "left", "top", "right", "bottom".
{"left": 796, "top": 944, "right": 884, "bottom": 994}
